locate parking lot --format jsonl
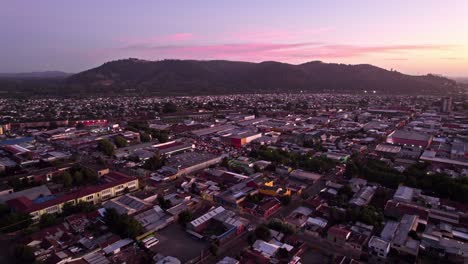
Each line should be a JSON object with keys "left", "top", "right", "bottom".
{"left": 152, "top": 223, "right": 208, "bottom": 263}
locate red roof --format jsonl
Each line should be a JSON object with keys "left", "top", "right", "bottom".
{"left": 258, "top": 198, "right": 281, "bottom": 211}
{"left": 328, "top": 225, "right": 351, "bottom": 240}
{"left": 6, "top": 196, "right": 32, "bottom": 211}
{"left": 384, "top": 200, "right": 429, "bottom": 220}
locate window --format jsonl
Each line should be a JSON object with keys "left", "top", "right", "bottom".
{"left": 45, "top": 205, "right": 59, "bottom": 214}
{"left": 86, "top": 195, "right": 94, "bottom": 201}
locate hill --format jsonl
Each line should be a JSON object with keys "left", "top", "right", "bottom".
{"left": 0, "top": 59, "right": 457, "bottom": 97}
{"left": 66, "top": 59, "right": 456, "bottom": 95}
{"left": 0, "top": 71, "right": 71, "bottom": 79}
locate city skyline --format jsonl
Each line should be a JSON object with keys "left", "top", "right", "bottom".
{"left": 1, "top": 0, "right": 468, "bottom": 76}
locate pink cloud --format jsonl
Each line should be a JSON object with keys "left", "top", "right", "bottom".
{"left": 118, "top": 33, "right": 195, "bottom": 46}
{"left": 162, "top": 33, "right": 194, "bottom": 42}
{"left": 117, "top": 42, "right": 452, "bottom": 63}
{"left": 229, "top": 28, "right": 333, "bottom": 42}
{"left": 285, "top": 44, "right": 454, "bottom": 60}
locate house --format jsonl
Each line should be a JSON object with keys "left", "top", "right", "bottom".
{"left": 134, "top": 205, "right": 175, "bottom": 232}
{"left": 368, "top": 236, "right": 391, "bottom": 259}
{"left": 349, "top": 186, "right": 377, "bottom": 207}
{"left": 289, "top": 169, "right": 322, "bottom": 183}
{"left": 327, "top": 226, "right": 351, "bottom": 245}
{"left": 390, "top": 214, "right": 420, "bottom": 256}
{"left": 257, "top": 198, "right": 281, "bottom": 218}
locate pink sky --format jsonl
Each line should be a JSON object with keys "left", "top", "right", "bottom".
{"left": 2, "top": 0, "right": 467, "bottom": 76}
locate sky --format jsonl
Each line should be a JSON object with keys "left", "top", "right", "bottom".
{"left": 1, "top": 0, "right": 468, "bottom": 76}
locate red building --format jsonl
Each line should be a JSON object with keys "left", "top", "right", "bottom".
{"left": 386, "top": 130, "right": 432, "bottom": 148}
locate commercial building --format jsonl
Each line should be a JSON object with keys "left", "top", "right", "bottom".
{"left": 386, "top": 130, "right": 433, "bottom": 148}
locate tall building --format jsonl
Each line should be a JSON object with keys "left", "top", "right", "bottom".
{"left": 442, "top": 97, "right": 453, "bottom": 112}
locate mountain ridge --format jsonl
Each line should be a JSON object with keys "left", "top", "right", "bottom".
{"left": 0, "top": 71, "right": 71, "bottom": 79}
{"left": 66, "top": 58, "right": 456, "bottom": 95}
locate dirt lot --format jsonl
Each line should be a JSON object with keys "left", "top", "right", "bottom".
{"left": 152, "top": 223, "right": 209, "bottom": 263}
{"left": 300, "top": 248, "right": 330, "bottom": 264}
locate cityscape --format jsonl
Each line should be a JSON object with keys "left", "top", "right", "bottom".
{"left": 1, "top": 1, "right": 468, "bottom": 264}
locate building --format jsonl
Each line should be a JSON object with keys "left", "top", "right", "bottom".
{"left": 327, "top": 226, "right": 351, "bottom": 245}
{"left": 386, "top": 130, "right": 433, "bottom": 148}
{"left": 289, "top": 169, "right": 322, "bottom": 183}
{"left": 349, "top": 186, "right": 377, "bottom": 207}
{"left": 6, "top": 172, "right": 138, "bottom": 220}
{"left": 442, "top": 97, "right": 453, "bottom": 112}
{"left": 391, "top": 214, "right": 420, "bottom": 256}
{"left": 368, "top": 236, "right": 390, "bottom": 259}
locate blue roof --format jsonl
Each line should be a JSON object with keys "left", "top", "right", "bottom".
{"left": 0, "top": 137, "right": 34, "bottom": 146}
{"left": 32, "top": 195, "right": 56, "bottom": 204}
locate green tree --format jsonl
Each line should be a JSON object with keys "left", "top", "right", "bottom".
{"left": 247, "top": 233, "right": 257, "bottom": 246}
{"left": 178, "top": 210, "right": 193, "bottom": 227}
{"left": 277, "top": 247, "right": 289, "bottom": 259}
{"left": 114, "top": 136, "right": 128, "bottom": 148}
{"left": 143, "top": 154, "right": 165, "bottom": 170}
{"left": 13, "top": 244, "right": 35, "bottom": 264}
{"left": 104, "top": 208, "right": 143, "bottom": 239}
{"left": 162, "top": 102, "right": 178, "bottom": 113}
{"left": 157, "top": 195, "right": 172, "bottom": 209}
{"left": 220, "top": 157, "right": 230, "bottom": 168}
{"left": 73, "top": 171, "right": 84, "bottom": 185}
{"left": 76, "top": 122, "right": 85, "bottom": 129}
{"left": 39, "top": 214, "right": 57, "bottom": 228}
{"left": 255, "top": 224, "right": 271, "bottom": 241}
{"left": 97, "top": 139, "right": 115, "bottom": 156}
{"left": 0, "top": 211, "right": 32, "bottom": 233}
{"left": 62, "top": 171, "right": 73, "bottom": 187}
{"left": 279, "top": 195, "right": 291, "bottom": 206}
{"left": 209, "top": 242, "right": 219, "bottom": 256}
{"left": 62, "top": 202, "right": 96, "bottom": 216}
{"left": 140, "top": 132, "right": 151, "bottom": 142}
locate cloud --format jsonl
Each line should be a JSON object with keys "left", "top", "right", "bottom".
{"left": 116, "top": 42, "right": 453, "bottom": 63}
{"left": 229, "top": 28, "right": 333, "bottom": 42}
{"left": 288, "top": 44, "right": 453, "bottom": 58}
{"left": 118, "top": 33, "right": 195, "bottom": 46}
{"left": 440, "top": 57, "right": 460, "bottom": 60}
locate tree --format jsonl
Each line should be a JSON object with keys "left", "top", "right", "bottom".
{"left": 76, "top": 122, "right": 85, "bottom": 129}
{"left": 97, "top": 139, "right": 115, "bottom": 156}
{"left": 104, "top": 208, "right": 143, "bottom": 239}
{"left": 220, "top": 157, "right": 230, "bottom": 168}
{"left": 178, "top": 210, "right": 193, "bottom": 227}
{"left": 114, "top": 136, "right": 128, "bottom": 148}
{"left": 150, "top": 129, "right": 170, "bottom": 143}
{"left": 162, "top": 102, "right": 177, "bottom": 113}
{"left": 62, "top": 202, "right": 96, "bottom": 216}
{"left": 13, "top": 244, "right": 35, "bottom": 264}
{"left": 247, "top": 233, "right": 257, "bottom": 246}
{"left": 143, "top": 154, "right": 165, "bottom": 171}
{"left": 157, "top": 195, "right": 172, "bottom": 209}
{"left": 62, "top": 171, "right": 73, "bottom": 187}
{"left": 267, "top": 220, "right": 295, "bottom": 236}
{"left": 0, "top": 210, "right": 32, "bottom": 233}
{"left": 209, "top": 242, "right": 219, "bottom": 256}
{"left": 39, "top": 214, "right": 57, "bottom": 228}
{"left": 279, "top": 195, "right": 291, "bottom": 206}
{"left": 255, "top": 224, "right": 271, "bottom": 241}
{"left": 73, "top": 171, "right": 84, "bottom": 185}
{"left": 277, "top": 247, "right": 290, "bottom": 259}
{"left": 140, "top": 132, "right": 151, "bottom": 142}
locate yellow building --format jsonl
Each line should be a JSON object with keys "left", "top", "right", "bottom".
{"left": 7, "top": 172, "right": 138, "bottom": 220}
